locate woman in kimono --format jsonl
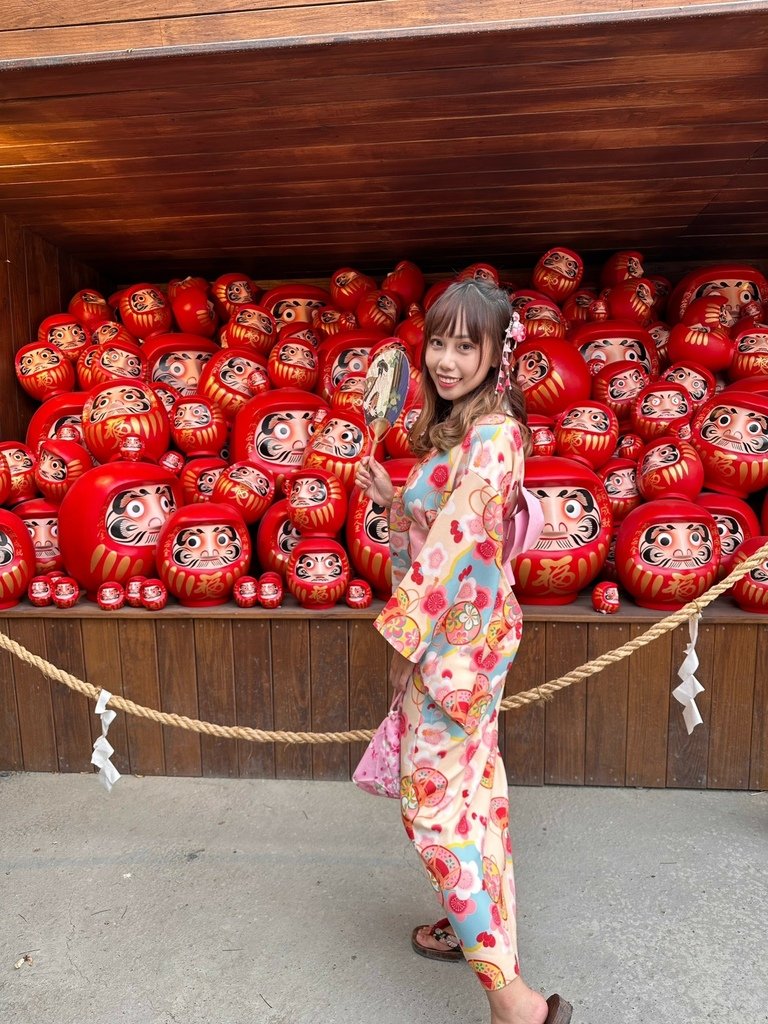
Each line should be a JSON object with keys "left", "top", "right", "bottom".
{"left": 356, "top": 280, "right": 571, "bottom": 1024}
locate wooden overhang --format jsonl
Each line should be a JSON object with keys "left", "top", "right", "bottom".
{"left": 0, "top": 1, "right": 767, "bottom": 282}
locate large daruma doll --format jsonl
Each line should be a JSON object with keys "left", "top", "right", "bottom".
{"left": 615, "top": 499, "right": 720, "bottom": 610}
{"left": 156, "top": 503, "right": 252, "bottom": 607}
{"left": 58, "top": 463, "right": 182, "bottom": 597}
{"left": 691, "top": 390, "right": 768, "bottom": 497}
{"left": 511, "top": 456, "right": 612, "bottom": 604}
{"left": 82, "top": 380, "right": 170, "bottom": 463}
{"left": 0, "top": 508, "right": 36, "bottom": 608}
{"left": 514, "top": 338, "right": 591, "bottom": 417}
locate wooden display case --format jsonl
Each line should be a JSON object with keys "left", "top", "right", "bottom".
{"left": 0, "top": 1, "right": 767, "bottom": 788}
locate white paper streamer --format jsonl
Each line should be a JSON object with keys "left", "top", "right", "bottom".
{"left": 672, "top": 613, "right": 704, "bottom": 734}
{"left": 91, "top": 689, "right": 121, "bottom": 791}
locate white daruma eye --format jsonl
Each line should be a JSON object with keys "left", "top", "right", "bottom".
{"left": 127, "top": 500, "right": 145, "bottom": 518}
{"left": 690, "top": 530, "right": 703, "bottom": 544}
{"left": 564, "top": 500, "right": 582, "bottom": 518}
{"left": 657, "top": 532, "right": 672, "bottom": 547}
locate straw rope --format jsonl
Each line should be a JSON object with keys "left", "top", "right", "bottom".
{"left": 2, "top": 538, "right": 768, "bottom": 745}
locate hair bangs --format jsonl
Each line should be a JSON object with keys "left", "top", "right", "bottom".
{"left": 425, "top": 280, "right": 509, "bottom": 352}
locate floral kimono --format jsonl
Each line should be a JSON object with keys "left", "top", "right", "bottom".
{"left": 374, "top": 413, "right": 526, "bottom": 991}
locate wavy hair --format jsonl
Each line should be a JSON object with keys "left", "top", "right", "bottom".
{"left": 408, "top": 279, "right": 531, "bottom": 456}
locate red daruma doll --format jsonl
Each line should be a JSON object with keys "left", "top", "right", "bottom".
{"left": 302, "top": 409, "right": 374, "bottom": 493}
{"left": 531, "top": 247, "right": 583, "bottom": 303}
{"left": 615, "top": 499, "right": 720, "bottom": 610}
{"left": 15, "top": 342, "right": 76, "bottom": 401}
{"left": 156, "top": 503, "right": 252, "bottom": 607}
{"left": 511, "top": 456, "right": 613, "bottom": 604}
{"left": 285, "top": 467, "right": 347, "bottom": 537}
{"left": 0, "top": 509, "right": 36, "bottom": 608}
{"left": 58, "top": 463, "right": 182, "bottom": 598}
{"left": 285, "top": 537, "right": 350, "bottom": 609}
{"left": 82, "top": 381, "right": 170, "bottom": 464}
{"left": 118, "top": 283, "right": 173, "bottom": 339}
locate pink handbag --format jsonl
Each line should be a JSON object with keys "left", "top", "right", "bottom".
{"left": 352, "top": 692, "right": 404, "bottom": 798}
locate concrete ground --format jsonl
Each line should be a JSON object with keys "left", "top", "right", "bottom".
{"left": 0, "top": 773, "right": 766, "bottom": 1024}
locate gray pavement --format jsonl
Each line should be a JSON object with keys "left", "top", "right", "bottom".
{"left": 0, "top": 772, "right": 766, "bottom": 1024}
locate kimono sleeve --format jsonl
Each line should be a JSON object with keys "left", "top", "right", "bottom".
{"left": 374, "top": 420, "right": 524, "bottom": 667}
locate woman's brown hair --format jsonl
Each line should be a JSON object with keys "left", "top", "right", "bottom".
{"left": 408, "top": 279, "right": 531, "bottom": 456}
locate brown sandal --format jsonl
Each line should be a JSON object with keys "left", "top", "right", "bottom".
{"left": 410, "top": 918, "right": 463, "bottom": 962}
{"left": 545, "top": 993, "right": 573, "bottom": 1023}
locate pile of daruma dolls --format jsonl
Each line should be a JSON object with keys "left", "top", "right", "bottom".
{"left": 3, "top": 250, "right": 768, "bottom": 614}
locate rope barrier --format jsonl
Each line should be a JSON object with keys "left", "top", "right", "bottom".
{"left": 2, "top": 537, "right": 768, "bottom": 745}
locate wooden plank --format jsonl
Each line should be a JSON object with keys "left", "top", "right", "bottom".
{"left": 194, "top": 618, "right": 238, "bottom": 778}
{"left": 584, "top": 621, "right": 630, "bottom": 787}
{"left": 626, "top": 626, "right": 671, "bottom": 788}
{"left": 23, "top": 228, "right": 61, "bottom": 334}
{"left": 117, "top": 619, "right": 165, "bottom": 775}
{"left": 0, "top": 2, "right": 761, "bottom": 65}
{"left": 81, "top": 618, "right": 130, "bottom": 777}
{"left": 348, "top": 619, "right": 388, "bottom": 771}
{"left": 504, "top": 621, "right": 546, "bottom": 786}
{"left": 271, "top": 618, "right": 311, "bottom": 779}
{"left": 5, "top": 618, "right": 57, "bottom": 772}
{"left": 43, "top": 618, "right": 92, "bottom": 772}
{"left": 544, "top": 621, "right": 588, "bottom": 785}
{"left": 156, "top": 619, "right": 202, "bottom": 777}
{"left": 750, "top": 625, "right": 768, "bottom": 791}
{"left": 708, "top": 623, "right": 757, "bottom": 790}
{"left": 666, "top": 621, "right": 714, "bottom": 789}
{"left": 0, "top": 617, "right": 23, "bottom": 770}
{"left": 233, "top": 618, "right": 275, "bottom": 779}
{"left": 0, "top": 218, "right": 24, "bottom": 441}
{"left": 309, "top": 619, "right": 349, "bottom": 781}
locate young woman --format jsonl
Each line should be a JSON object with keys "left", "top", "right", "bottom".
{"left": 355, "top": 279, "right": 572, "bottom": 1024}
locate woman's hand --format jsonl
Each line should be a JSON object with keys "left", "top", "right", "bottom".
{"left": 354, "top": 455, "right": 394, "bottom": 508}
{"left": 389, "top": 650, "right": 413, "bottom": 694}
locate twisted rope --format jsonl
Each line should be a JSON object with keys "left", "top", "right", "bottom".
{"left": 2, "top": 538, "right": 767, "bottom": 744}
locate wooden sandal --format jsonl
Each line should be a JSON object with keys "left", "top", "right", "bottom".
{"left": 545, "top": 993, "right": 573, "bottom": 1023}
{"left": 410, "top": 918, "right": 463, "bottom": 962}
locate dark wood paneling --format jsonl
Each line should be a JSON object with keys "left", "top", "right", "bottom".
{"left": 750, "top": 627, "right": 768, "bottom": 791}
{"left": 195, "top": 619, "right": 238, "bottom": 778}
{"left": 348, "top": 619, "right": 389, "bottom": 771}
{"left": 666, "top": 621, "right": 715, "bottom": 789}
{"left": 43, "top": 619, "right": 92, "bottom": 772}
{"left": 271, "top": 618, "right": 311, "bottom": 779}
{"left": 233, "top": 618, "right": 275, "bottom": 778}
{"left": 544, "top": 621, "right": 588, "bottom": 785}
{"left": 117, "top": 619, "right": 165, "bottom": 775}
{"left": 626, "top": 626, "right": 671, "bottom": 788}
{"left": 81, "top": 618, "right": 130, "bottom": 777}
{"left": 156, "top": 620, "right": 202, "bottom": 777}
{"left": 6, "top": 618, "right": 57, "bottom": 772}
{"left": 709, "top": 624, "right": 757, "bottom": 790}
{"left": 310, "top": 620, "right": 350, "bottom": 781}
{"left": 0, "top": 618, "right": 23, "bottom": 770}
{"left": 585, "top": 622, "right": 630, "bottom": 787}
{"left": 505, "top": 622, "right": 546, "bottom": 786}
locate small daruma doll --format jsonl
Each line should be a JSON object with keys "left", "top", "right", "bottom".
{"left": 630, "top": 381, "right": 692, "bottom": 441}
{"left": 170, "top": 396, "right": 228, "bottom": 458}
{"left": 37, "top": 313, "right": 90, "bottom": 362}
{"left": 210, "top": 273, "right": 260, "bottom": 320}
{"left": 554, "top": 402, "right": 618, "bottom": 470}
{"left": 233, "top": 575, "right": 259, "bottom": 608}
{"left": 514, "top": 338, "right": 592, "bottom": 417}
{"left": 69, "top": 290, "right": 112, "bottom": 330}
{"left": 88, "top": 340, "right": 147, "bottom": 386}
{"left": 730, "top": 536, "right": 768, "bottom": 612}
{"left": 267, "top": 337, "right": 318, "bottom": 391}
{"left": 531, "top": 247, "right": 583, "bottom": 302}
{"left": 729, "top": 321, "right": 768, "bottom": 381}
{"left": 661, "top": 362, "right": 716, "bottom": 406}
{"left": 220, "top": 303, "right": 277, "bottom": 356}
{"left": 58, "top": 463, "right": 182, "bottom": 597}
{"left": 15, "top": 498, "right": 63, "bottom": 572}
{"left": 97, "top": 580, "right": 125, "bottom": 611}
{"left": 0, "top": 509, "right": 36, "bottom": 608}
{"left": 302, "top": 409, "right": 373, "bottom": 493}
{"left": 180, "top": 457, "right": 228, "bottom": 504}
{"left": 698, "top": 491, "right": 761, "bottom": 579}
{"left": 211, "top": 461, "right": 275, "bottom": 524}
{"left": 511, "top": 456, "right": 613, "bottom": 604}
{"left": 691, "top": 391, "right": 768, "bottom": 496}
{"left": 82, "top": 381, "right": 170, "bottom": 464}
{"left": 156, "top": 503, "right": 252, "bottom": 607}
{"left": 285, "top": 467, "right": 347, "bottom": 537}
{"left": 285, "top": 537, "right": 350, "bottom": 609}
{"left": 257, "top": 571, "right": 284, "bottom": 609}
{"left": 615, "top": 499, "right": 720, "bottom": 610}
{"left": 591, "top": 360, "right": 650, "bottom": 425}
{"left": 636, "top": 436, "right": 704, "bottom": 502}
{"left": 256, "top": 499, "right": 302, "bottom": 578}
{"left": 197, "top": 348, "right": 268, "bottom": 419}
{"left": 597, "top": 457, "right": 640, "bottom": 524}
{"left": 142, "top": 334, "right": 219, "bottom": 397}
{"left": 118, "top": 283, "right": 173, "bottom": 339}
{"left": 15, "top": 342, "right": 76, "bottom": 401}
{"left": 0, "top": 443, "right": 37, "bottom": 504}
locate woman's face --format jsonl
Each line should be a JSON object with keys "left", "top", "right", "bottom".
{"left": 425, "top": 314, "right": 494, "bottom": 403}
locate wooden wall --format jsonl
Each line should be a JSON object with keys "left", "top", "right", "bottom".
{"left": 0, "top": 215, "right": 107, "bottom": 440}
{"left": 1, "top": 601, "right": 765, "bottom": 789}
